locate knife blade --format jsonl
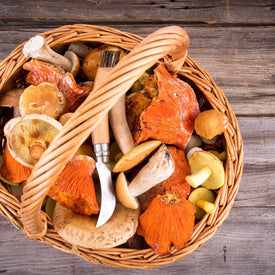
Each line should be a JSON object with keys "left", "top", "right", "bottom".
{"left": 93, "top": 144, "right": 116, "bottom": 228}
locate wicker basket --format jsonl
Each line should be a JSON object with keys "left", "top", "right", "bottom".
{"left": 0, "top": 24, "right": 243, "bottom": 269}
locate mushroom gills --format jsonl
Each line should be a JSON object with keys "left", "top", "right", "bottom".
{"left": 185, "top": 151, "right": 225, "bottom": 190}
{"left": 4, "top": 114, "right": 62, "bottom": 168}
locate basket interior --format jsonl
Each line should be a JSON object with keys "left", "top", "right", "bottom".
{"left": 0, "top": 25, "right": 243, "bottom": 269}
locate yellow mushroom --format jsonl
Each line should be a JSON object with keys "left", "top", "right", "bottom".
{"left": 185, "top": 150, "right": 225, "bottom": 190}
{"left": 188, "top": 187, "right": 216, "bottom": 219}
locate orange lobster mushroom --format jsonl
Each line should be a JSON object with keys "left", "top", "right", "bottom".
{"left": 137, "top": 191, "right": 196, "bottom": 255}
{"left": 0, "top": 144, "right": 32, "bottom": 184}
{"left": 48, "top": 155, "right": 99, "bottom": 216}
{"left": 134, "top": 64, "right": 200, "bottom": 150}
{"left": 138, "top": 145, "right": 191, "bottom": 212}
{"left": 23, "top": 59, "right": 93, "bottom": 112}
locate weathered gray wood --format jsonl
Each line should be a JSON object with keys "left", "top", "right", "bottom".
{"left": 0, "top": 0, "right": 274, "bottom": 25}
{"left": 0, "top": 1, "right": 274, "bottom": 274}
{"left": 0, "top": 207, "right": 274, "bottom": 274}
{"left": 235, "top": 117, "right": 275, "bottom": 207}
{"left": 0, "top": 25, "right": 274, "bottom": 115}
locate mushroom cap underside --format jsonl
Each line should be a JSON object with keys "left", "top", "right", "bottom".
{"left": 4, "top": 114, "right": 62, "bottom": 168}
{"left": 188, "top": 187, "right": 216, "bottom": 219}
{"left": 189, "top": 151, "right": 225, "bottom": 190}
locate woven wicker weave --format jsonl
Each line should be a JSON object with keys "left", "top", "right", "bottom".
{"left": 0, "top": 25, "right": 243, "bottom": 269}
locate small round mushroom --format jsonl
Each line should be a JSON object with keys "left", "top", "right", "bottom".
{"left": 64, "top": 50, "right": 81, "bottom": 77}
{"left": 0, "top": 88, "right": 24, "bottom": 107}
{"left": 188, "top": 187, "right": 216, "bottom": 219}
{"left": 67, "top": 42, "right": 93, "bottom": 60}
{"left": 185, "top": 150, "right": 225, "bottom": 190}
{"left": 4, "top": 114, "right": 62, "bottom": 168}
{"left": 116, "top": 144, "right": 175, "bottom": 209}
{"left": 23, "top": 35, "right": 72, "bottom": 72}
{"left": 194, "top": 109, "right": 229, "bottom": 142}
{"left": 0, "top": 88, "right": 24, "bottom": 118}
{"left": 58, "top": 112, "right": 74, "bottom": 126}
{"left": 184, "top": 135, "right": 202, "bottom": 155}
{"left": 82, "top": 45, "right": 126, "bottom": 81}
{"left": 19, "top": 82, "right": 66, "bottom": 119}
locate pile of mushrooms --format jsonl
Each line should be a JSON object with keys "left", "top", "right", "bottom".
{"left": 0, "top": 32, "right": 231, "bottom": 253}
{"left": 182, "top": 108, "right": 229, "bottom": 218}
{"left": 23, "top": 35, "right": 81, "bottom": 77}
{"left": 115, "top": 142, "right": 175, "bottom": 209}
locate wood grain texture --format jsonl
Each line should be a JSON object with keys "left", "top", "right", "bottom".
{"left": 0, "top": 25, "right": 274, "bottom": 115}
{"left": 0, "top": 0, "right": 274, "bottom": 274}
{"left": 0, "top": 207, "right": 274, "bottom": 274}
{"left": 0, "top": 0, "right": 274, "bottom": 24}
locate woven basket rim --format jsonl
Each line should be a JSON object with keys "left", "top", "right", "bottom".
{"left": 0, "top": 24, "right": 243, "bottom": 269}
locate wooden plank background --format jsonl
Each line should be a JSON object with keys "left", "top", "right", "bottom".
{"left": 0, "top": 0, "right": 274, "bottom": 274}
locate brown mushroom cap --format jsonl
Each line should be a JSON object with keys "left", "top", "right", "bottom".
{"left": 58, "top": 112, "right": 74, "bottom": 126}
{"left": 53, "top": 202, "right": 139, "bottom": 249}
{"left": 64, "top": 50, "right": 81, "bottom": 77}
{"left": 82, "top": 45, "right": 126, "bottom": 81}
{"left": 19, "top": 82, "right": 66, "bottom": 119}
{"left": 4, "top": 114, "right": 62, "bottom": 168}
{"left": 0, "top": 88, "right": 24, "bottom": 107}
{"left": 194, "top": 109, "right": 229, "bottom": 140}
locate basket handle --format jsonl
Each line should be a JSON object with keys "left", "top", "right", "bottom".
{"left": 19, "top": 26, "right": 190, "bottom": 239}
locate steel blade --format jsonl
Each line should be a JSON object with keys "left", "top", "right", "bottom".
{"left": 96, "top": 162, "right": 116, "bottom": 228}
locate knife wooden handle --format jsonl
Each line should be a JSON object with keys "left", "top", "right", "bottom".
{"left": 91, "top": 67, "right": 111, "bottom": 145}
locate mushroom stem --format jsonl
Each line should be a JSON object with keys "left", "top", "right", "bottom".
{"left": 128, "top": 144, "right": 174, "bottom": 197}
{"left": 29, "top": 142, "right": 46, "bottom": 160}
{"left": 185, "top": 165, "right": 212, "bottom": 188}
{"left": 115, "top": 144, "right": 175, "bottom": 209}
{"left": 196, "top": 199, "right": 215, "bottom": 214}
{"left": 23, "top": 35, "right": 72, "bottom": 72}
{"left": 109, "top": 95, "right": 135, "bottom": 154}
